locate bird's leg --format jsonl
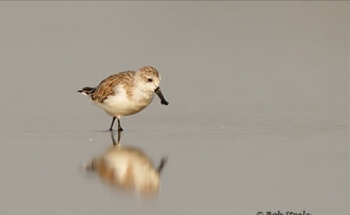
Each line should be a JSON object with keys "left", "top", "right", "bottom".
{"left": 109, "top": 117, "right": 116, "bottom": 131}
{"left": 117, "top": 118, "right": 123, "bottom": 132}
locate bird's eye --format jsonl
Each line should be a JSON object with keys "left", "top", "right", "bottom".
{"left": 147, "top": 78, "right": 153, "bottom": 82}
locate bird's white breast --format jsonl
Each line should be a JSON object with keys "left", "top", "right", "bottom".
{"left": 95, "top": 85, "right": 154, "bottom": 117}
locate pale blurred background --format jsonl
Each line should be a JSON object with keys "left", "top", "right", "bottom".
{"left": 0, "top": 2, "right": 349, "bottom": 215}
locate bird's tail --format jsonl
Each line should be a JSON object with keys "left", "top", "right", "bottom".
{"left": 77, "top": 87, "right": 96, "bottom": 97}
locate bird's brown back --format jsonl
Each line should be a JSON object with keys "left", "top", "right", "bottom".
{"left": 91, "top": 71, "right": 136, "bottom": 103}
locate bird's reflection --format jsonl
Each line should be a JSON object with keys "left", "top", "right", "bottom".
{"left": 85, "top": 132, "right": 167, "bottom": 196}
{"left": 112, "top": 129, "right": 122, "bottom": 145}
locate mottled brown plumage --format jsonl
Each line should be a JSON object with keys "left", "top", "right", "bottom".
{"left": 90, "top": 66, "right": 160, "bottom": 103}
{"left": 91, "top": 71, "right": 136, "bottom": 103}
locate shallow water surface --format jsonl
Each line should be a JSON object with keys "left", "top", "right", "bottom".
{"left": 1, "top": 2, "right": 349, "bottom": 215}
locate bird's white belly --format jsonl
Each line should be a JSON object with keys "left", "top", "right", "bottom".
{"left": 94, "top": 88, "right": 154, "bottom": 117}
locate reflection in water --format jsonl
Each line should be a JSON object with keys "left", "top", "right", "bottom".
{"left": 85, "top": 132, "right": 167, "bottom": 196}
{"left": 112, "top": 129, "right": 122, "bottom": 145}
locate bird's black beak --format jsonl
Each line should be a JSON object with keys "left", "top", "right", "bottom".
{"left": 154, "top": 87, "right": 169, "bottom": 105}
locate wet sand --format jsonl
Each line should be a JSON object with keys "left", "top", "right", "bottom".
{"left": 0, "top": 2, "right": 349, "bottom": 215}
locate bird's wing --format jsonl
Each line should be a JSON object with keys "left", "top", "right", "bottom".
{"left": 91, "top": 71, "right": 135, "bottom": 103}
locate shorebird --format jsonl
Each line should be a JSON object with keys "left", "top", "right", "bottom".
{"left": 78, "top": 66, "right": 169, "bottom": 131}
